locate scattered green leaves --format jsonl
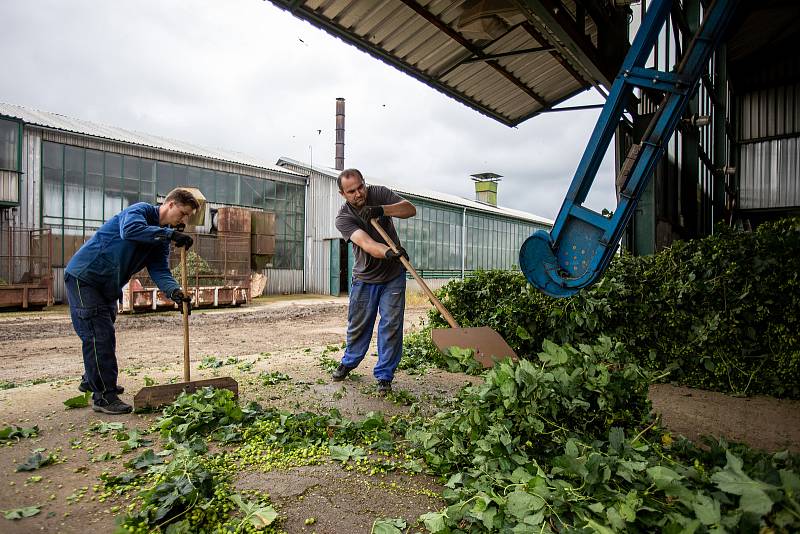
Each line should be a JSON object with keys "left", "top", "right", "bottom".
{"left": 63, "top": 391, "right": 91, "bottom": 409}
{"left": 16, "top": 451, "right": 57, "bottom": 472}
{"left": 0, "top": 425, "right": 39, "bottom": 443}
{"left": 3, "top": 505, "right": 40, "bottom": 520}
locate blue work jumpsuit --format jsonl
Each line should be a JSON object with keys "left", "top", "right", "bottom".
{"left": 64, "top": 202, "right": 180, "bottom": 403}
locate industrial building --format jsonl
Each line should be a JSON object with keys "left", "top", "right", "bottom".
{"left": 0, "top": 102, "right": 552, "bottom": 304}
{"left": 277, "top": 158, "right": 551, "bottom": 295}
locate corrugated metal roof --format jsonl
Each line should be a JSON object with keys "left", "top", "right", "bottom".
{"left": 276, "top": 157, "right": 553, "bottom": 225}
{"left": 0, "top": 102, "right": 305, "bottom": 177}
{"left": 266, "top": 0, "right": 626, "bottom": 126}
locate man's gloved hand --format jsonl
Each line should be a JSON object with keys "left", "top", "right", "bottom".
{"left": 359, "top": 205, "right": 384, "bottom": 223}
{"left": 384, "top": 246, "right": 409, "bottom": 263}
{"left": 170, "top": 231, "right": 194, "bottom": 250}
{"left": 170, "top": 288, "right": 193, "bottom": 315}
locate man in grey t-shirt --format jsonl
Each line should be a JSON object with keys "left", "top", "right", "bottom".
{"left": 332, "top": 168, "right": 417, "bottom": 395}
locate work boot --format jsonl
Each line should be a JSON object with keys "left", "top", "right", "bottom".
{"left": 376, "top": 380, "right": 392, "bottom": 396}
{"left": 92, "top": 395, "right": 133, "bottom": 415}
{"left": 79, "top": 380, "right": 124, "bottom": 394}
{"left": 331, "top": 363, "right": 354, "bottom": 381}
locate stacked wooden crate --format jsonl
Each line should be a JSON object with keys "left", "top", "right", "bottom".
{"left": 250, "top": 212, "right": 276, "bottom": 270}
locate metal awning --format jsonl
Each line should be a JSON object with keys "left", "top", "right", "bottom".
{"left": 266, "top": 0, "right": 629, "bottom": 126}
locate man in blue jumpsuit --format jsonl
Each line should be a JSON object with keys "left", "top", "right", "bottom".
{"left": 65, "top": 188, "right": 199, "bottom": 414}
{"left": 332, "top": 169, "right": 416, "bottom": 395}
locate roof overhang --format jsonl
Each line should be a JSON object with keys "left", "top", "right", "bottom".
{"left": 266, "top": 0, "right": 630, "bottom": 126}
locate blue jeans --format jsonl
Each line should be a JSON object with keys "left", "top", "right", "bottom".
{"left": 341, "top": 273, "right": 406, "bottom": 382}
{"left": 64, "top": 274, "right": 120, "bottom": 403}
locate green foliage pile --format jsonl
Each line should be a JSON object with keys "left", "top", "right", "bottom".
{"left": 103, "top": 388, "right": 412, "bottom": 533}
{"left": 408, "top": 217, "right": 800, "bottom": 397}
{"left": 406, "top": 340, "right": 800, "bottom": 533}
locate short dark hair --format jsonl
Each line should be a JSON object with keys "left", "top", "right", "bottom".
{"left": 165, "top": 188, "right": 200, "bottom": 210}
{"left": 337, "top": 168, "right": 364, "bottom": 191}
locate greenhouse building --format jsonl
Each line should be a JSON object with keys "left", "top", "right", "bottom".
{"left": 0, "top": 102, "right": 551, "bottom": 304}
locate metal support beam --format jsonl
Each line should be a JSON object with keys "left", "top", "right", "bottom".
{"left": 398, "top": 0, "right": 549, "bottom": 108}
{"left": 461, "top": 46, "right": 555, "bottom": 63}
{"left": 515, "top": 0, "right": 618, "bottom": 88}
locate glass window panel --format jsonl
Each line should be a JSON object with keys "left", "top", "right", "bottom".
{"left": 241, "top": 176, "right": 263, "bottom": 208}
{"left": 187, "top": 167, "right": 203, "bottom": 189}
{"left": 140, "top": 159, "right": 155, "bottom": 182}
{"left": 140, "top": 180, "right": 156, "bottom": 204}
{"left": 122, "top": 169, "right": 139, "bottom": 209}
{"left": 104, "top": 153, "right": 123, "bottom": 218}
{"left": 199, "top": 169, "right": 215, "bottom": 202}
{"left": 105, "top": 153, "right": 122, "bottom": 178}
{"left": 275, "top": 181, "right": 285, "bottom": 199}
{"left": 173, "top": 165, "right": 188, "bottom": 188}
{"left": 122, "top": 156, "right": 139, "bottom": 180}
{"left": 0, "top": 118, "right": 19, "bottom": 171}
{"left": 264, "top": 180, "right": 276, "bottom": 199}
{"left": 42, "top": 142, "right": 63, "bottom": 219}
{"left": 64, "top": 146, "right": 84, "bottom": 220}
{"left": 216, "top": 172, "right": 238, "bottom": 205}
{"left": 85, "top": 150, "right": 103, "bottom": 221}
{"left": 275, "top": 213, "right": 286, "bottom": 237}
{"left": 157, "top": 162, "right": 174, "bottom": 196}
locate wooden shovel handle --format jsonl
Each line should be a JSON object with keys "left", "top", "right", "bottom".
{"left": 369, "top": 219, "right": 459, "bottom": 329}
{"left": 180, "top": 246, "right": 190, "bottom": 382}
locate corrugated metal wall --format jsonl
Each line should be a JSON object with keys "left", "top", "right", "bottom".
{"left": 738, "top": 82, "right": 800, "bottom": 209}
{"left": 0, "top": 170, "right": 17, "bottom": 204}
{"left": 264, "top": 269, "right": 303, "bottom": 294}
{"left": 279, "top": 162, "right": 340, "bottom": 295}
{"left": 739, "top": 138, "right": 800, "bottom": 208}
{"left": 20, "top": 129, "right": 41, "bottom": 229}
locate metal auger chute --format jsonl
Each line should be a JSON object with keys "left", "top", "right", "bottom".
{"left": 520, "top": 0, "right": 738, "bottom": 298}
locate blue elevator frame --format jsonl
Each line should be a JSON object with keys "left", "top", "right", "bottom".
{"left": 519, "top": 0, "right": 738, "bottom": 297}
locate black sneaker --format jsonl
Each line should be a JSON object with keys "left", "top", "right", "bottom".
{"left": 79, "top": 380, "right": 124, "bottom": 394}
{"left": 331, "top": 364, "right": 354, "bottom": 381}
{"left": 92, "top": 396, "right": 133, "bottom": 415}
{"left": 376, "top": 380, "right": 392, "bottom": 396}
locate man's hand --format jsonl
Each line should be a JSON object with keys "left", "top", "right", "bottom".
{"left": 384, "top": 246, "right": 409, "bottom": 263}
{"left": 171, "top": 288, "right": 193, "bottom": 315}
{"left": 170, "top": 231, "right": 194, "bottom": 250}
{"left": 359, "top": 205, "right": 384, "bottom": 223}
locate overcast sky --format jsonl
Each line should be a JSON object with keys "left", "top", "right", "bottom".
{"left": 0, "top": 0, "right": 618, "bottom": 220}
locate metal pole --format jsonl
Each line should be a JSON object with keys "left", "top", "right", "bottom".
{"left": 461, "top": 207, "right": 466, "bottom": 279}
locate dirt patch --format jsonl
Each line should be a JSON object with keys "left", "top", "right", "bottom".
{"left": 235, "top": 464, "right": 443, "bottom": 533}
{"left": 0, "top": 296, "right": 798, "bottom": 533}
{"left": 649, "top": 383, "right": 800, "bottom": 452}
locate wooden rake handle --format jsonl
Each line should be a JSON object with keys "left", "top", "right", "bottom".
{"left": 369, "top": 219, "right": 460, "bottom": 329}
{"left": 180, "top": 246, "right": 190, "bottom": 382}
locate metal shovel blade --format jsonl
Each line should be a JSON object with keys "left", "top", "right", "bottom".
{"left": 432, "top": 327, "right": 519, "bottom": 369}
{"left": 133, "top": 377, "right": 238, "bottom": 411}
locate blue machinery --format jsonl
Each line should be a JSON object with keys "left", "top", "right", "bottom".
{"left": 520, "top": 0, "right": 737, "bottom": 297}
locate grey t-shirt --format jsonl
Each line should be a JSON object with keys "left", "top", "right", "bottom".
{"left": 335, "top": 185, "right": 406, "bottom": 284}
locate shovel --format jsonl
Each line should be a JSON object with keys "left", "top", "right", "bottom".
{"left": 133, "top": 246, "right": 238, "bottom": 410}
{"left": 370, "top": 219, "right": 518, "bottom": 368}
